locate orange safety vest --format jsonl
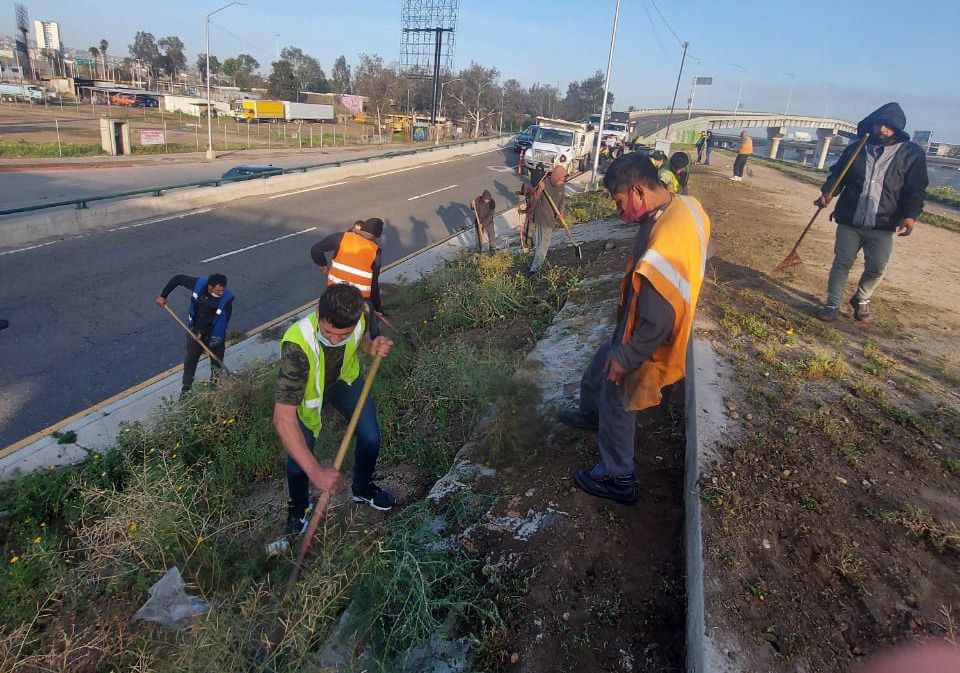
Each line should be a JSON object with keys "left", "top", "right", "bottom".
{"left": 738, "top": 135, "right": 753, "bottom": 155}
{"left": 326, "top": 230, "right": 379, "bottom": 298}
{"left": 617, "top": 195, "right": 710, "bottom": 411}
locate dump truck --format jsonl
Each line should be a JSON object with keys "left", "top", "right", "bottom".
{"left": 282, "top": 102, "right": 334, "bottom": 122}
{"left": 524, "top": 117, "right": 596, "bottom": 173}
{"left": 232, "top": 99, "right": 284, "bottom": 121}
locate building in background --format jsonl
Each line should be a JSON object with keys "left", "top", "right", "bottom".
{"left": 34, "top": 20, "right": 62, "bottom": 55}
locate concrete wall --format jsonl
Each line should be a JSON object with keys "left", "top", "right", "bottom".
{"left": 0, "top": 137, "right": 507, "bottom": 249}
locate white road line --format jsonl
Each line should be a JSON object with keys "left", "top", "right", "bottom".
{"left": 108, "top": 208, "right": 213, "bottom": 232}
{"left": 364, "top": 165, "right": 422, "bottom": 180}
{"left": 201, "top": 227, "right": 317, "bottom": 263}
{"left": 471, "top": 148, "right": 501, "bottom": 157}
{"left": 427, "top": 159, "right": 452, "bottom": 166}
{"left": 268, "top": 182, "right": 348, "bottom": 199}
{"left": 407, "top": 184, "right": 458, "bottom": 201}
{"left": 0, "top": 240, "right": 59, "bottom": 257}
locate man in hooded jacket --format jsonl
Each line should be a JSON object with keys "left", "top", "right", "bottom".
{"left": 816, "top": 103, "right": 928, "bottom": 324}
{"left": 470, "top": 190, "right": 497, "bottom": 254}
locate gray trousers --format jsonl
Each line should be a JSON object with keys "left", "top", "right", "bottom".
{"left": 579, "top": 341, "right": 637, "bottom": 479}
{"left": 529, "top": 222, "right": 555, "bottom": 273}
{"left": 825, "top": 223, "right": 895, "bottom": 307}
{"left": 475, "top": 219, "right": 496, "bottom": 252}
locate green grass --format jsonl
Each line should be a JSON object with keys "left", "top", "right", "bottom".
{"left": 926, "top": 185, "right": 960, "bottom": 208}
{"left": 919, "top": 211, "right": 960, "bottom": 234}
{"left": 567, "top": 190, "right": 618, "bottom": 225}
{"left": 945, "top": 458, "right": 960, "bottom": 477}
{"left": 0, "top": 139, "right": 103, "bottom": 157}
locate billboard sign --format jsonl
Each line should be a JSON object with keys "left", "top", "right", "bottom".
{"left": 694, "top": 76, "right": 713, "bottom": 86}
{"left": 139, "top": 129, "right": 165, "bottom": 146}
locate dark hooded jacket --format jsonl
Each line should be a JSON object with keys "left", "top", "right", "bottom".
{"left": 473, "top": 190, "right": 496, "bottom": 225}
{"left": 823, "top": 102, "right": 928, "bottom": 232}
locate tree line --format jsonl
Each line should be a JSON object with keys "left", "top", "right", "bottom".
{"left": 88, "top": 31, "right": 615, "bottom": 131}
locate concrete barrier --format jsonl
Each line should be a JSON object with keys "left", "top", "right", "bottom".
{"left": 0, "top": 137, "right": 508, "bottom": 249}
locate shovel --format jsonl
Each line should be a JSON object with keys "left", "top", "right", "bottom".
{"left": 161, "top": 303, "right": 232, "bottom": 375}
{"left": 541, "top": 184, "right": 583, "bottom": 261}
{"left": 773, "top": 133, "right": 870, "bottom": 273}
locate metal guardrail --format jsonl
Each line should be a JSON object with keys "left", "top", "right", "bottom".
{"left": 0, "top": 135, "right": 505, "bottom": 217}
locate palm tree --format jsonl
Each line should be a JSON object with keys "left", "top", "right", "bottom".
{"left": 88, "top": 47, "right": 100, "bottom": 79}
{"left": 99, "top": 39, "right": 109, "bottom": 80}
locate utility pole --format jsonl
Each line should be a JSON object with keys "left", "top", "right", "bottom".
{"left": 783, "top": 72, "right": 795, "bottom": 117}
{"left": 498, "top": 88, "right": 505, "bottom": 136}
{"left": 435, "top": 77, "right": 460, "bottom": 145}
{"left": 663, "top": 41, "right": 688, "bottom": 143}
{"left": 590, "top": 0, "right": 622, "bottom": 190}
{"left": 206, "top": 1, "right": 244, "bottom": 160}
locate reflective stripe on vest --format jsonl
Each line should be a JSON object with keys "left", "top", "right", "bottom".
{"left": 330, "top": 259, "right": 373, "bottom": 279}
{"left": 326, "top": 273, "right": 373, "bottom": 293}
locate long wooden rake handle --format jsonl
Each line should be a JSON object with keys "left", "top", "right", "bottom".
{"left": 161, "top": 303, "right": 231, "bottom": 374}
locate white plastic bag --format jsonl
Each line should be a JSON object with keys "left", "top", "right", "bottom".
{"left": 133, "top": 566, "right": 209, "bottom": 629}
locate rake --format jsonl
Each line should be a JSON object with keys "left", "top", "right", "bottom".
{"left": 773, "top": 133, "right": 870, "bottom": 273}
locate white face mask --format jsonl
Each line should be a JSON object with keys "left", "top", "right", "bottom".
{"left": 316, "top": 327, "right": 349, "bottom": 348}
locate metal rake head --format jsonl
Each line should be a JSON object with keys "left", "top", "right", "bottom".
{"left": 773, "top": 249, "right": 804, "bottom": 274}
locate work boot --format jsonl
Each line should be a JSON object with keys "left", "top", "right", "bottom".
{"left": 558, "top": 407, "right": 600, "bottom": 431}
{"left": 0, "top": 319, "right": 8, "bottom": 331}
{"left": 850, "top": 296, "right": 871, "bottom": 324}
{"left": 352, "top": 483, "right": 396, "bottom": 511}
{"left": 573, "top": 469, "right": 638, "bottom": 505}
{"left": 817, "top": 304, "right": 840, "bottom": 322}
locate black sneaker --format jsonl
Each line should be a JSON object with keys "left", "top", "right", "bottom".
{"left": 849, "top": 296, "right": 871, "bottom": 324}
{"left": 285, "top": 503, "right": 311, "bottom": 537}
{"left": 352, "top": 484, "right": 396, "bottom": 511}
{"left": 573, "top": 469, "right": 638, "bottom": 505}
{"left": 558, "top": 407, "right": 600, "bottom": 431}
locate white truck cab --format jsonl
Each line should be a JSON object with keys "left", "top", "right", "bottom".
{"left": 524, "top": 117, "right": 596, "bottom": 174}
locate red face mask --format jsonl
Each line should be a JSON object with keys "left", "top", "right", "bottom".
{"left": 619, "top": 190, "right": 649, "bottom": 223}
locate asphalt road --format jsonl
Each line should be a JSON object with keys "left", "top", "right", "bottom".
{"left": 0, "top": 143, "right": 471, "bottom": 211}
{"left": 0, "top": 146, "right": 527, "bottom": 448}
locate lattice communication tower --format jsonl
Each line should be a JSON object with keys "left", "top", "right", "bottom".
{"left": 400, "top": 0, "right": 458, "bottom": 123}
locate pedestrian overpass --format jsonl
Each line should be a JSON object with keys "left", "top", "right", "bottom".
{"left": 631, "top": 109, "right": 857, "bottom": 169}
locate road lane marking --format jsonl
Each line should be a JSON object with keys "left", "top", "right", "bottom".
{"left": 407, "top": 184, "right": 458, "bottom": 201}
{"left": 427, "top": 159, "right": 452, "bottom": 166}
{"left": 107, "top": 208, "right": 213, "bottom": 232}
{"left": 201, "top": 227, "right": 317, "bottom": 263}
{"left": 364, "top": 165, "right": 421, "bottom": 180}
{"left": 471, "top": 148, "right": 501, "bottom": 157}
{"left": 0, "top": 240, "right": 59, "bottom": 257}
{"left": 268, "top": 182, "right": 349, "bottom": 199}
{"left": 487, "top": 165, "right": 514, "bottom": 172}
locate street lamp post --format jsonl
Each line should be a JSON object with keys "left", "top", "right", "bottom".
{"left": 435, "top": 77, "right": 461, "bottom": 145}
{"left": 783, "top": 72, "right": 796, "bottom": 118}
{"left": 590, "top": 0, "right": 622, "bottom": 190}
{"left": 205, "top": 1, "right": 244, "bottom": 160}
{"left": 498, "top": 88, "right": 505, "bottom": 136}
{"left": 731, "top": 63, "right": 745, "bottom": 119}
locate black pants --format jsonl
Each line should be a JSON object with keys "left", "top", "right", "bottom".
{"left": 182, "top": 333, "right": 225, "bottom": 391}
{"left": 733, "top": 154, "right": 749, "bottom": 177}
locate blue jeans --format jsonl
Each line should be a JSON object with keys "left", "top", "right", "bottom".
{"left": 286, "top": 374, "right": 381, "bottom": 515}
{"left": 825, "top": 224, "right": 895, "bottom": 307}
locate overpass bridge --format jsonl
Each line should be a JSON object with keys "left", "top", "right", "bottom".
{"left": 630, "top": 109, "right": 857, "bottom": 169}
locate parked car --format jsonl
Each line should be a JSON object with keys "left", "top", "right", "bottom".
{"left": 220, "top": 164, "right": 283, "bottom": 181}
{"left": 110, "top": 93, "right": 139, "bottom": 107}
{"left": 513, "top": 124, "right": 539, "bottom": 153}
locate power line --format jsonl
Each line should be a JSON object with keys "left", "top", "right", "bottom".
{"left": 648, "top": 0, "right": 683, "bottom": 46}
{"left": 208, "top": 20, "right": 274, "bottom": 61}
{"left": 641, "top": 0, "right": 670, "bottom": 61}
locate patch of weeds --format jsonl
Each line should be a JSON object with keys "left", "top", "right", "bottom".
{"left": 878, "top": 505, "right": 960, "bottom": 553}
{"left": 946, "top": 458, "right": 960, "bottom": 477}
{"left": 348, "top": 500, "right": 502, "bottom": 671}
{"left": 863, "top": 339, "right": 896, "bottom": 376}
{"left": 800, "top": 495, "right": 820, "bottom": 512}
{"left": 801, "top": 352, "right": 849, "bottom": 380}
{"left": 587, "top": 593, "right": 624, "bottom": 627}
{"left": 742, "top": 577, "right": 768, "bottom": 602}
{"left": 51, "top": 429, "right": 78, "bottom": 444}
{"left": 851, "top": 381, "right": 889, "bottom": 406}
{"left": 566, "top": 190, "right": 617, "bottom": 224}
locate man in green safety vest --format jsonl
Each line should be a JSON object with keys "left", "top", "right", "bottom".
{"left": 273, "top": 283, "right": 395, "bottom": 537}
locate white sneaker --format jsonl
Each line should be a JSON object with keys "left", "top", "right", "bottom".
{"left": 730, "top": 176, "right": 742, "bottom": 182}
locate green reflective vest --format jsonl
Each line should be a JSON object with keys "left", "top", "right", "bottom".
{"left": 281, "top": 312, "right": 364, "bottom": 437}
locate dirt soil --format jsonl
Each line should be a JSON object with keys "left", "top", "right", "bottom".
{"left": 691, "top": 156, "right": 960, "bottom": 672}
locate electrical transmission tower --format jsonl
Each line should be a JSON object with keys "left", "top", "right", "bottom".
{"left": 400, "top": 0, "right": 459, "bottom": 124}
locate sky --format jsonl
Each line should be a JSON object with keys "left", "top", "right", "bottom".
{"left": 6, "top": 0, "right": 960, "bottom": 139}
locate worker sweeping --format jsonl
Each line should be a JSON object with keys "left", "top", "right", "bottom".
{"left": 155, "top": 273, "right": 233, "bottom": 396}
{"left": 273, "top": 283, "right": 396, "bottom": 538}
{"left": 558, "top": 153, "right": 710, "bottom": 504}
{"left": 312, "top": 218, "right": 385, "bottom": 337}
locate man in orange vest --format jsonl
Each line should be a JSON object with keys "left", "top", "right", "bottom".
{"left": 559, "top": 153, "right": 710, "bottom": 504}
{"left": 731, "top": 131, "right": 752, "bottom": 181}
{"left": 312, "top": 218, "right": 384, "bottom": 336}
